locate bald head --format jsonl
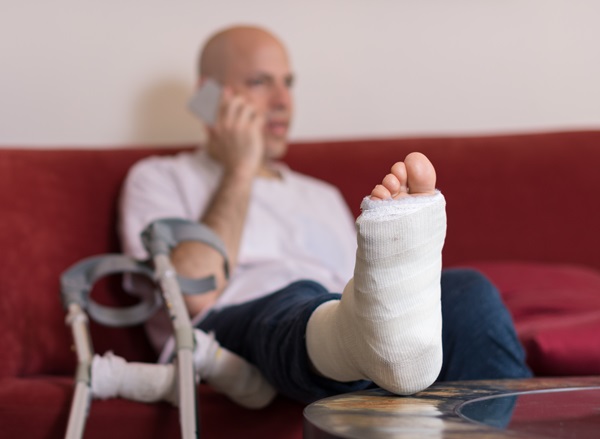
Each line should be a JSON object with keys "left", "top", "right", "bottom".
{"left": 198, "top": 26, "right": 288, "bottom": 81}
{"left": 196, "top": 25, "right": 294, "bottom": 161}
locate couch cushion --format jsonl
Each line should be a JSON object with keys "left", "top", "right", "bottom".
{"left": 463, "top": 262, "right": 600, "bottom": 376}
{"left": 0, "top": 377, "right": 303, "bottom": 439}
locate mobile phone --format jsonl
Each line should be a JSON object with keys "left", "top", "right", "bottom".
{"left": 188, "top": 78, "right": 222, "bottom": 126}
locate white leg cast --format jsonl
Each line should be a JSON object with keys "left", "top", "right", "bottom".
{"left": 306, "top": 192, "right": 446, "bottom": 395}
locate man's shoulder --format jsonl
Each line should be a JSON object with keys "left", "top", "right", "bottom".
{"left": 129, "top": 148, "right": 200, "bottom": 171}
{"left": 126, "top": 148, "right": 210, "bottom": 180}
{"left": 283, "top": 167, "right": 344, "bottom": 200}
{"left": 285, "top": 168, "right": 338, "bottom": 191}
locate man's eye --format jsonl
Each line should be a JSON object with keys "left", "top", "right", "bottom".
{"left": 246, "top": 78, "right": 266, "bottom": 87}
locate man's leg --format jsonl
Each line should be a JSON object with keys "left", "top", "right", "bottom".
{"left": 198, "top": 281, "right": 372, "bottom": 404}
{"left": 438, "top": 268, "right": 532, "bottom": 381}
{"left": 198, "top": 270, "right": 531, "bottom": 404}
{"left": 306, "top": 153, "right": 446, "bottom": 395}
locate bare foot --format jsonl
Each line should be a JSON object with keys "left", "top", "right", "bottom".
{"left": 370, "top": 152, "right": 436, "bottom": 200}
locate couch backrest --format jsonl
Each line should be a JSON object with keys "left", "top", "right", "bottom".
{"left": 285, "top": 130, "right": 600, "bottom": 270}
{"left": 1, "top": 130, "right": 599, "bottom": 377}
{"left": 0, "top": 148, "right": 181, "bottom": 377}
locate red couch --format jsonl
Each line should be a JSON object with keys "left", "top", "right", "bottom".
{"left": 1, "top": 130, "right": 600, "bottom": 438}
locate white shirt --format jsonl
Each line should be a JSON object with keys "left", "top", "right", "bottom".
{"left": 119, "top": 148, "right": 357, "bottom": 351}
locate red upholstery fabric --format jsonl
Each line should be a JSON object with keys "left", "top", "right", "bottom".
{"left": 284, "top": 131, "right": 600, "bottom": 269}
{"left": 1, "top": 130, "right": 600, "bottom": 438}
{"left": 466, "top": 262, "right": 600, "bottom": 376}
{"left": 0, "top": 377, "right": 303, "bottom": 439}
{"left": 0, "top": 148, "right": 169, "bottom": 379}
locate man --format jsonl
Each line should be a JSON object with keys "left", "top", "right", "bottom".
{"left": 93, "top": 25, "right": 531, "bottom": 408}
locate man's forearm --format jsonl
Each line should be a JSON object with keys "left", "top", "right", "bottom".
{"left": 201, "top": 168, "right": 254, "bottom": 272}
{"left": 170, "top": 169, "right": 253, "bottom": 315}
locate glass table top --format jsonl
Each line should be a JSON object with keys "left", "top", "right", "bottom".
{"left": 457, "top": 387, "right": 600, "bottom": 438}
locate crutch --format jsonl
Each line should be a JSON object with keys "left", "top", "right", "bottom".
{"left": 61, "top": 218, "right": 228, "bottom": 439}
{"left": 140, "top": 218, "right": 229, "bottom": 439}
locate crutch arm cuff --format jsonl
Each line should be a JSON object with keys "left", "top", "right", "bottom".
{"left": 60, "top": 255, "right": 162, "bottom": 327}
{"left": 142, "top": 218, "right": 230, "bottom": 295}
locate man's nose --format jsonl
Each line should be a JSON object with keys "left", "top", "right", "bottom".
{"left": 270, "top": 82, "right": 291, "bottom": 109}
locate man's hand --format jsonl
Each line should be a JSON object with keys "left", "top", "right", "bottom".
{"left": 207, "top": 88, "right": 266, "bottom": 178}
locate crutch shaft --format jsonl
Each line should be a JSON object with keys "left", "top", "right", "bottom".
{"left": 154, "top": 255, "right": 194, "bottom": 342}
{"left": 64, "top": 383, "right": 92, "bottom": 439}
{"left": 64, "top": 304, "right": 93, "bottom": 439}
{"left": 153, "top": 253, "right": 198, "bottom": 438}
{"left": 177, "top": 350, "right": 198, "bottom": 439}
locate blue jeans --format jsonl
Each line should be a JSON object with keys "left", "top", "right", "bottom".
{"left": 198, "top": 269, "right": 532, "bottom": 403}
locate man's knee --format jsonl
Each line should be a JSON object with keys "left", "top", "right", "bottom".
{"left": 442, "top": 267, "right": 502, "bottom": 302}
{"left": 438, "top": 268, "right": 531, "bottom": 380}
{"left": 441, "top": 268, "right": 514, "bottom": 335}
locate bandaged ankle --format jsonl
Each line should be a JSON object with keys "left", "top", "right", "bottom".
{"left": 91, "top": 331, "right": 276, "bottom": 409}
{"left": 193, "top": 329, "right": 276, "bottom": 409}
{"left": 91, "top": 352, "right": 178, "bottom": 405}
{"left": 306, "top": 192, "right": 446, "bottom": 395}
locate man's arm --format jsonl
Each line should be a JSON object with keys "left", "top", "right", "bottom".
{"left": 171, "top": 92, "right": 266, "bottom": 316}
{"left": 170, "top": 169, "right": 254, "bottom": 315}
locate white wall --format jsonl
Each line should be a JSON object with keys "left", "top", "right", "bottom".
{"left": 1, "top": 0, "right": 599, "bottom": 148}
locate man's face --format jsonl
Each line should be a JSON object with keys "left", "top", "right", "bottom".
{"left": 222, "top": 39, "right": 294, "bottom": 160}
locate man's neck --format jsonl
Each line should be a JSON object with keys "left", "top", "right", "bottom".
{"left": 257, "top": 162, "right": 282, "bottom": 179}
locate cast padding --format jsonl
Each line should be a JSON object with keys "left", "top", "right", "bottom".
{"left": 306, "top": 192, "right": 446, "bottom": 395}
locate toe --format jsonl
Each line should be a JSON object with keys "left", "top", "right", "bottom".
{"left": 371, "top": 184, "right": 392, "bottom": 200}
{"left": 382, "top": 173, "right": 402, "bottom": 197}
{"left": 390, "top": 162, "right": 408, "bottom": 199}
{"left": 404, "top": 152, "right": 436, "bottom": 195}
